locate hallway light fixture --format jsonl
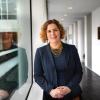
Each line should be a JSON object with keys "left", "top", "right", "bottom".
{"left": 61, "top": 18, "right": 64, "bottom": 21}
{"left": 68, "top": 7, "right": 72, "bottom": 10}
{"left": 64, "top": 14, "right": 68, "bottom": 17}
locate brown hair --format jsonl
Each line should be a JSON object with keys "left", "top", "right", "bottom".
{"left": 40, "top": 19, "right": 65, "bottom": 42}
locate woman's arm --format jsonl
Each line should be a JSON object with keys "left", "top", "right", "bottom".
{"left": 67, "top": 45, "right": 83, "bottom": 91}
{"left": 34, "top": 48, "right": 54, "bottom": 93}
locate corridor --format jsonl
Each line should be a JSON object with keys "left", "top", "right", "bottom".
{"left": 0, "top": 0, "right": 100, "bottom": 100}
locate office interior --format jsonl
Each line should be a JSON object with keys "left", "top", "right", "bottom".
{"left": 0, "top": 0, "right": 100, "bottom": 100}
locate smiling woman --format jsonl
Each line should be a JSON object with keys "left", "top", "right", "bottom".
{"left": 34, "top": 19, "right": 83, "bottom": 100}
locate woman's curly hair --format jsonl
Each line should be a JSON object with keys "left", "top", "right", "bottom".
{"left": 40, "top": 19, "right": 65, "bottom": 43}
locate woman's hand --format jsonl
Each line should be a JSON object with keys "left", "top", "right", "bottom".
{"left": 0, "top": 89, "right": 9, "bottom": 99}
{"left": 49, "top": 86, "right": 71, "bottom": 98}
{"left": 49, "top": 88, "right": 64, "bottom": 98}
{"left": 57, "top": 86, "right": 71, "bottom": 96}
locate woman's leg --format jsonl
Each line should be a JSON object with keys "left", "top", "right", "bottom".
{"left": 73, "top": 95, "right": 81, "bottom": 100}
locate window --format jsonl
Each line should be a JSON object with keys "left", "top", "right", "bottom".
{"left": 0, "top": 0, "right": 17, "bottom": 20}
{"left": 0, "top": 32, "right": 28, "bottom": 99}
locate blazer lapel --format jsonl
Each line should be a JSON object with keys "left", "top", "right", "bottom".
{"left": 46, "top": 44, "right": 55, "bottom": 67}
{"left": 46, "top": 44, "right": 57, "bottom": 85}
{"left": 62, "top": 43, "right": 69, "bottom": 67}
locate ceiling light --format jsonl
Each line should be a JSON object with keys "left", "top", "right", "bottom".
{"left": 61, "top": 18, "right": 64, "bottom": 21}
{"left": 68, "top": 7, "right": 72, "bottom": 10}
{"left": 64, "top": 14, "right": 68, "bottom": 17}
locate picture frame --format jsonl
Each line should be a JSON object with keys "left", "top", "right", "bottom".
{"left": 97, "top": 27, "right": 100, "bottom": 40}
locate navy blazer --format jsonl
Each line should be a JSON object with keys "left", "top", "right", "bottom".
{"left": 34, "top": 42, "right": 83, "bottom": 94}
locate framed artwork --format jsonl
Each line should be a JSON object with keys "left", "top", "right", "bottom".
{"left": 97, "top": 27, "right": 100, "bottom": 40}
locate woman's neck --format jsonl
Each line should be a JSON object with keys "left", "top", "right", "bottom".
{"left": 50, "top": 41, "right": 62, "bottom": 49}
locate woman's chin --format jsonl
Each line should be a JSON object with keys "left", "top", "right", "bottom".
{"left": 50, "top": 40, "right": 59, "bottom": 44}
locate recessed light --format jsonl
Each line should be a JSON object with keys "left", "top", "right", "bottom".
{"left": 68, "top": 7, "right": 72, "bottom": 10}
{"left": 61, "top": 18, "right": 64, "bottom": 21}
{"left": 64, "top": 14, "right": 68, "bottom": 17}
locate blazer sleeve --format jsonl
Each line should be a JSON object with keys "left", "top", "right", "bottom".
{"left": 34, "top": 48, "right": 54, "bottom": 93}
{"left": 67, "top": 45, "right": 83, "bottom": 91}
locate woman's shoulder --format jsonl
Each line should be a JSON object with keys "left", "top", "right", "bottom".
{"left": 36, "top": 44, "right": 48, "bottom": 52}
{"left": 63, "top": 43, "right": 77, "bottom": 54}
{"left": 62, "top": 42, "right": 76, "bottom": 48}
{"left": 35, "top": 44, "right": 48, "bottom": 56}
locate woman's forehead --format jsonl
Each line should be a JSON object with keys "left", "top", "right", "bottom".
{"left": 47, "top": 23, "right": 58, "bottom": 29}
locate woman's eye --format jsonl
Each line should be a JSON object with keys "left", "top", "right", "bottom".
{"left": 47, "top": 30, "right": 51, "bottom": 33}
{"left": 47, "top": 29, "right": 59, "bottom": 33}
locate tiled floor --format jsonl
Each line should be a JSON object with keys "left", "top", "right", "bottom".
{"left": 80, "top": 67, "right": 100, "bottom": 100}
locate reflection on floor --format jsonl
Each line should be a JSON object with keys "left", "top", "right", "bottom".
{"left": 81, "top": 67, "right": 100, "bottom": 100}
{"left": 27, "top": 82, "right": 43, "bottom": 100}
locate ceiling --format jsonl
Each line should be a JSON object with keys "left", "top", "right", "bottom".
{"left": 47, "top": 0, "right": 100, "bottom": 28}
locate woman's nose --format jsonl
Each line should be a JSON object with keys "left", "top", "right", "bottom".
{"left": 50, "top": 31, "right": 55, "bottom": 35}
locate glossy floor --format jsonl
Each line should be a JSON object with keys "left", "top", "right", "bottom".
{"left": 27, "top": 66, "right": 100, "bottom": 100}
{"left": 81, "top": 67, "right": 100, "bottom": 100}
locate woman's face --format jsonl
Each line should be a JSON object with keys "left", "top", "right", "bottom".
{"left": 46, "top": 23, "right": 61, "bottom": 44}
{"left": 2, "top": 32, "right": 13, "bottom": 49}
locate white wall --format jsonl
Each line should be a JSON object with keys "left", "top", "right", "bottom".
{"left": 68, "top": 25, "right": 73, "bottom": 44}
{"left": 32, "top": 0, "right": 47, "bottom": 53}
{"left": 84, "top": 14, "right": 92, "bottom": 68}
{"left": 77, "top": 19, "right": 84, "bottom": 62}
{"left": 72, "top": 22, "right": 78, "bottom": 47}
{"left": 92, "top": 7, "right": 100, "bottom": 75}
{"left": 67, "top": 20, "right": 84, "bottom": 62}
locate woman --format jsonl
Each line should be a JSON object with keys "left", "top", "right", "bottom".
{"left": 2, "top": 32, "right": 17, "bottom": 50}
{"left": 34, "top": 19, "right": 83, "bottom": 100}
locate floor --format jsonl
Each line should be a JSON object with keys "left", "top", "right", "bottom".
{"left": 28, "top": 66, "right": 100, "bottom": 100}
{"left": 81, "top": 67, "right": 100, "bottom": 100}
{"left": 27, "top": 82, "right": 43, "bottom": 100}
